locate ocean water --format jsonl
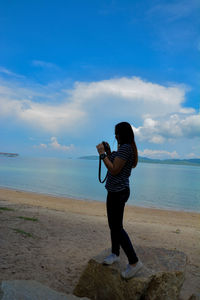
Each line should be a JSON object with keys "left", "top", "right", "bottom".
{"left": 0, "top": 156, "right": 199, "bottom": 212}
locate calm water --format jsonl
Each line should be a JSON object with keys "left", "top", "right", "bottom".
{"left": 0, "top": 156, "right": 199, "bottom": 212}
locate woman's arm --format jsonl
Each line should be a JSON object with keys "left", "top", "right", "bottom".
{"left": 103, "top": 156, "right": 126, "bottom": 175}
{"left": 96, "top": 143, "right": 126, "bottom": 175}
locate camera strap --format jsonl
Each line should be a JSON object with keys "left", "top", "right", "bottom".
{"left": 98, "top": 156, "right": 108, "bottom": 183}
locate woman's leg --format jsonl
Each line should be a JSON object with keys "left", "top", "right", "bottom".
{"left": 106, "top": 190, "right": 124, "bottom": 256}
{"left": 120, "top": 228, "right": 138, "bottom": 264}
{"left": 106, "top": 189, "right": 138, "bottom": 264}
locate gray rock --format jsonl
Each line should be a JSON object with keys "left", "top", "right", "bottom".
{"left": 74, "top": 246, "right": 187, "bottom": 300}
{"left": 188, "top": 294, "right": 200, "bottom": 300}
{"left": 0, "top": 280, "right": 90, "bottom": 300}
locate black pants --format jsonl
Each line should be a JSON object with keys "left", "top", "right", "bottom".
{"left": 106, "top": 188, "right": 138, "bottom": 265}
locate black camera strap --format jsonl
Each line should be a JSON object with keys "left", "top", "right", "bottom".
{"left": 98, "top": 156, "right": 108, "bottom": 183}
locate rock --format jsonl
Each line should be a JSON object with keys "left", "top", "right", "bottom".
{"left": 188, "top": 294, "right": 200, "bottom": 300}
{"left": 74, "top": 246, "right": 187, "bottom": 300}
{"left": 0, "top": 280, "right": 90, "bottom": 300}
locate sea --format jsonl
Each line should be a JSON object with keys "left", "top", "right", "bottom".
{"left": 0, "top": 156, "right": 199, "bottom": 213}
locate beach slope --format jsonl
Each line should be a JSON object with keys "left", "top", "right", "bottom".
{"left": 0, "top": 188, "right": 199, "bottom": 299}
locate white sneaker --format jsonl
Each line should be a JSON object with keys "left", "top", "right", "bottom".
{"left": 103, "top": 253, "right": 120, "bottom": 265}
{"left": 121, "top": 260, "right": 143, "bottom": 279}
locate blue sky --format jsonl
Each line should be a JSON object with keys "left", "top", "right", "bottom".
{"left": 0, "top": 0, "right": 200, "bottom": 159}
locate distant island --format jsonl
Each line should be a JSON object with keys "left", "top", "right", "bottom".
{"left": 0, "top": 152, "right": 19, "bottom": 157}
{"left": 79, "top": 155, "right": 200, "bottom": 167}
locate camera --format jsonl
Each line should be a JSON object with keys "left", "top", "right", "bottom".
{"left": 102, "top": 141, "right": 111, "bottom": 156}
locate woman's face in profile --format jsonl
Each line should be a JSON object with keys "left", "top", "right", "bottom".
{"left": 115, "top": 133, "right": 120, "bottom": 143}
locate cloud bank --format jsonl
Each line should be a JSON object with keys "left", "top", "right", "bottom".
{"left": 0, "top": 75, "right": 199, "bottom": 145}
{"left": 132, "top": 114, "right": 200, "bottom": 144}
{"left": 139, "top": 149, "right": 179, "bottom": 159}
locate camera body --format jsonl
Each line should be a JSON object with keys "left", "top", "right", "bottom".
{"left": 102, "top": 141, "right": 111, "bottom": 156}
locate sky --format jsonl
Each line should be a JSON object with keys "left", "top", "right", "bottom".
{"left": 0, "top": 0, "right": 200, "bottom": 159}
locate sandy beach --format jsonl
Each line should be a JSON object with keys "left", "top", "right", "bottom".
{"left": 0, "top": 187, "right": 199, "bottom": 299}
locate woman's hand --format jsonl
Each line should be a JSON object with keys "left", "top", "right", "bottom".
{"left": 96, "top": 142, "right": 126, "bottom": 175}
{"left": 96, "top": 143, "right": 105, "bottom": 155}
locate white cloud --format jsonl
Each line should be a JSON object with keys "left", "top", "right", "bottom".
{"left": 69, "top": 77, "right": 188, "bottom": 119}
{"left": 150, "top": 135, "right": 165, "bottom": 144}
{"left": 186, "top": 152, "right": 199, "bottom": 158}
{"left": 50, "top": 137, "right": 74, "bottom": 151}
{"left": 0, "top": 75, "right": 199, "bottom": 144}
{"left": 133, "top": 113, "right": 200, "bottom": 143}
{"left": 32, "top": 60, "right": 59, "bottom": 69}
{"left": 144, "top": 0, "right": 199, "bottom": 55}
{"left": 34, "top": 137, "right": 74, "bottom": 152}
{"left": 0, "top": 79, "right": 86, "bottom": 133}
{"left": 139, "top": 149, "right": 179, "bottom": 159}
{"left": 37, "top": 143, "right": 47, "bottom": 149}
{"left": 146, "top": 0, "right": 199, "bottom": 22}
{"left": 0, "top": 66, "right": 25, "bottom": 79}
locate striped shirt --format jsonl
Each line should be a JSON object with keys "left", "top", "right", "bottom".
{"left": 105, "top": 143, "right": 134, "bottom": 192}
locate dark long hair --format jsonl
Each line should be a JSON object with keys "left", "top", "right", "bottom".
{"left": 115, "top": 122, "right": 138, "bottom": 168}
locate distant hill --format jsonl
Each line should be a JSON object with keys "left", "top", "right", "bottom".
{"left": 79, "top": 155, "right": 99, "bottom": 160}
{"left": 0, "top": 152, "right": 19, "bottom": 157}
{"left": 79, "top": 155, "right": 200, "bottom": 166}
{"left": 139, "top": 156, "right": 200, "bottom": 166}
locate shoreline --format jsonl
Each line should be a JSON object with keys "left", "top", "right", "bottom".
{"left": 0, "top": 186, "right": 199, "bottom": 236}
{"left": 0, "top": 186, "right": 199, "bottom": 215}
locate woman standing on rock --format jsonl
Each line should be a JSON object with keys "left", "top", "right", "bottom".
{"left": 96, "top": 121, "right": 143, "bottom": 279}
